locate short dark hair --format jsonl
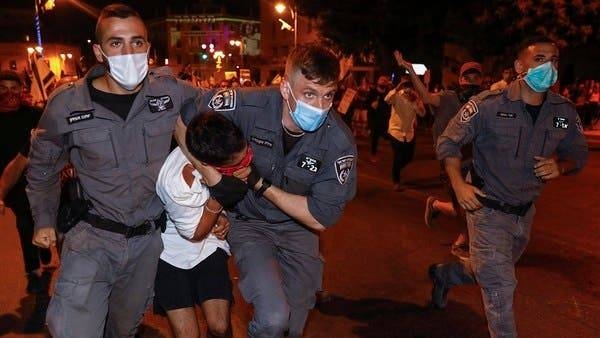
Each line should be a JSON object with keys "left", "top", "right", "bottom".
{"left": 0, "top": 70, "right": 22, "bottom": 85}
{"left": 518, "top": 36, "right": 558, "bottom": 57}
{"left": 185, "top": 111, "right": 246, "bottom": 166}
{"left": 95, "top": 4, "right": 142, "bottom": 42}
{"left": 285, "top": 43, "right": 339, "bottom": 85}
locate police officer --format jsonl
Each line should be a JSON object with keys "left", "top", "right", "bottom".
{"left": 430, "top": 37, "right": 588, "bottom": 337}
{"left": 26, "top": 4, "right": 198, "bottom": 337}
{"left": 175, "top": 43, "right": 358, "bottom": 338}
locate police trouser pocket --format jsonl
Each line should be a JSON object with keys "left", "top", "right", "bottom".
{"left": 54, "top": 248, "right": 101, "bottom": 311}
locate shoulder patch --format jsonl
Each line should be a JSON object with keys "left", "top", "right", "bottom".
{"left": 334, "top": 155, "right": 354, "bottom": 185}
{"left": 459, "top": 100, "right": 479, "bottom": 123}
{"left": 208, "top": 89, "right": 236, "bottom": 111}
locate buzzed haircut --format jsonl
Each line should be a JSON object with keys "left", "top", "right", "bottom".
{"left": 518, "top": 36, "right": 557, "bottom": 57}
{"left": 285, "top": 43, "right": 340, "bottom": 85}
{"left": 185, "top": 111, "right": 246, "bottom": 166}
{"left": 95, "top": 3, "right": 143, "bottom": 42}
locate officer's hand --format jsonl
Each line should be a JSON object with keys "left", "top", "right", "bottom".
{"left": 33, "top": 227, "right": 57, "bottom": 249}
{"left": 212, "top": 214, "right": 230, "bottom": 240}
{"left": 533, "top": 156, "right": 560, "bottom": 181}
{"left": 393, "top": 51, "right": 412, "bottom": 70}
{"left": 454, "top": 182, "right": 485, "bottom": 211}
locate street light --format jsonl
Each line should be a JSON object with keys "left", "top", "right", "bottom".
{"left": 274, "top": 2, "right": 297, "bottom": 47}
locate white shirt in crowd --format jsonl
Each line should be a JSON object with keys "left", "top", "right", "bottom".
{"left": 385, "top": 88, "right": 425, "bottom": 142}
{"left": 156, "top": 147, "right": 230, "bottom": 270}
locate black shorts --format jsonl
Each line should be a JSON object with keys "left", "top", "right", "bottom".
{"left": 154, "top": 248, "right": 233, "bottom": 313}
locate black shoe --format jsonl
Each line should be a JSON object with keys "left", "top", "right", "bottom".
{"left": 428, "top": 264, "right": 449, "bottom": 309}
{"left": 23, "top": 294, "right": 50, "bottom": 333}
{"left": 39, "top": 248, "right": 52, "bottom": 265}
{"left": 26, "top": 273, "right": 43, "bottom": 294}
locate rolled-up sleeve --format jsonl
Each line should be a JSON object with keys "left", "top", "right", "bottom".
{"left": 436, "top": 100, "right": 482, "bottom": 161}
{"left": 307, "top": 145, "right": 358, "bottom": 228}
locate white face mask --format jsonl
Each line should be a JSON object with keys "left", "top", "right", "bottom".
{"left": 100, "top": 48, "right": 149, "bottom": 90}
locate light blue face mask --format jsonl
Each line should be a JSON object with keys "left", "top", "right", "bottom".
{"left": 286, "top": 83, "right": 331, "bottom": 132}
{"left": 523, "top": 61, "right": 558, "bottom": 93}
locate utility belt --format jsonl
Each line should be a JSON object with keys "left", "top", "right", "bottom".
{"left": 83, "top": 211, "right": 166, "bottom": 238}
{"left": 476, "top": 196, "right": 532, "bottom": 217}
{"left": 469, "top": 165, "right": 532, "bottom": 217}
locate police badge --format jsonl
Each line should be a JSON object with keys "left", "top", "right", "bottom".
{"left": 459, "top": 100, "right": 479, "bottom": 123}
{"left": 208, "top": 89, "right": 236, "bottom": 111}
{"left": 334, "top": 155, "right": 355, "bottom": 185}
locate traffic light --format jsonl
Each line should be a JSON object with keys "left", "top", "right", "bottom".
{"left": 201, "top": 53, "right": 208, "bottom": 61}
{"left": 36, "top": 0, "right": 56, "bottom": 13}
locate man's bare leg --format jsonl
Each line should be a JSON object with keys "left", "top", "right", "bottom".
{"left": 166, "top": 307, "right": 200, "bottom": 338}
{"left": 201, "top": 299, "right": 231, "bottom": 337}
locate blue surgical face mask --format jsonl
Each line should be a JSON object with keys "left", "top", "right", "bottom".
{"left": 523, "top": 61, "right": 558, "bottom": 93}
{"left": 285, "top": 83, "right": 331, "bottom": 132}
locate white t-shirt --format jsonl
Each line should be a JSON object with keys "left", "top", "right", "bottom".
{"left": 156, "top": 147, "right": 230, "bottom": 270}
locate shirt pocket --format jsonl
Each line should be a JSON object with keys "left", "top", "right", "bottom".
{"left": 72, "top": 129, "right": 118, "bottom": 170}
{"left": 142, "top": 119, "right": 175, "bottom": 164}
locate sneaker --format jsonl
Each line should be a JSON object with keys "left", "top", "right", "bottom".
{"left": 26, "top": 273, "right": 43, "bottom": 294}
{"left": 424, "top": 197, "right": 440, "bottom": 228}
{"left": 39, "top": 248, "right": 52, "bottom": 265}
{"left": 428, "top": 264, "right": 449, "bottom": 309}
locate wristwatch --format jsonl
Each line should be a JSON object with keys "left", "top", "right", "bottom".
{"left": 255, "top": 178, "right": 272, "bottom": 198}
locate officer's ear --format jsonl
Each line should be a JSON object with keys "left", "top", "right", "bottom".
{"left": 92, "top": 44, "right": 105, "bottom": 64}
{"left": 280, "top": 80, "right": 291, "bottom": 101}
{"left": 514, "top": 59, "right": 525, "bottom": 77}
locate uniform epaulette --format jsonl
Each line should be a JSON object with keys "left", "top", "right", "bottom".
{"left": 149, "top": 66, "right": 176, "bottom": 83}
{"left": 471, "top": 89, "right": 503, "bottom": 103}
{"left": 47, "top": 81, "right": 76, "bottom": 102}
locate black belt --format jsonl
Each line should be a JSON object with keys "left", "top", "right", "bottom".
{"left": 477, "top": 196, "right": 532, "bottom": 217}
{"left": 83, "top": 213, "right": 162, "bottom": 238}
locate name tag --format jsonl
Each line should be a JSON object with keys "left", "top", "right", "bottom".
{"left": 497, "top": 112, "right": 516, "bottom": 119}
{"left": 67, "top": 111, "right": 94, "bottom": 124}
{"left": 251, "top": 136, "right": 273, "bottom": 148}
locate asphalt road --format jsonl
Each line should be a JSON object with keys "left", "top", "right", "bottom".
{"left": 1, "top": 129, "right": 599, "bottom": 337}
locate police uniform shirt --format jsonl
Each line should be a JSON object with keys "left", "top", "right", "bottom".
{"left": 27, "top": 65, "right": 200, "bottom": 229}
{"left": 183, "top": 87, "right": 358, "bottom": 228}
{"left": 437, "top": 80, "right": 588, "bottom": 206}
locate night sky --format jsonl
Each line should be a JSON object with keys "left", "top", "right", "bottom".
{"left": 2, "top": 0, "right": 260, "bottom": 44}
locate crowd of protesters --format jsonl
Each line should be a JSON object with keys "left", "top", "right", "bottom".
{"left": 0, "top": 4, "right": 594, "bottom": 337}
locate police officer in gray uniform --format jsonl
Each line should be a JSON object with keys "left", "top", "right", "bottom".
{"left": 26, "top": 4, "right": 198, "bottom": 337}
{"left": 176, "top": 43, "right": 358, "bottom": 338}
{"left": 430, "top": 37, "right": 588, "bottom": 337}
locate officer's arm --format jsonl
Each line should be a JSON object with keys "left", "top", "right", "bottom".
{"left": 438, "top": 101, "right": 484, "bottom": 210}
{"left": 255, "top": 181, "right": 325, "bottom": 231}
{"left": 556, "top": 115, "right": 588, "bottom": 176}
{"left": 250, "top": 146, "right": 358, "bottom": 232}
{"left": 26, "top": 100, "right": 69, "bottom": 231}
